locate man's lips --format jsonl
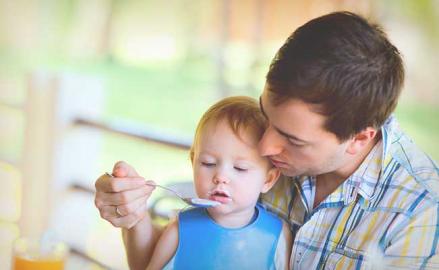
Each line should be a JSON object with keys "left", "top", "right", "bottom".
{"left": 270, "top": 158, "right": 288, "bottom": 168}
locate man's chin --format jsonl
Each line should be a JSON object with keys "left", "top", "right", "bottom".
{"left": 278, "top": 167, "right": 303, "bottom": 177}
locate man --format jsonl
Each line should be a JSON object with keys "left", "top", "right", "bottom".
{"left": 94, "top": 12, "right": 438, "bottom": 269}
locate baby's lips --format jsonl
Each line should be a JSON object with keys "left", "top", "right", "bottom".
{"left": 209, "top": 189, "right": 231, "bottom": 197}
{"left": 209, "top": 194, "right": 232, "bottom": 204}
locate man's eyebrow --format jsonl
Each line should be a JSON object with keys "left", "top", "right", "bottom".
{"left": 259, "top": 96, "right": 309, "bottom": 144}
{"left": 276, "top": 127, "right": 308, "bottom": 143}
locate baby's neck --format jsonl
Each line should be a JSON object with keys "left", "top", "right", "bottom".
{"left": 207, "top": 206, "right": 257, "bottom": 228}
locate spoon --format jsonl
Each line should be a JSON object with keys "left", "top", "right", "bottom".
{"left": 105, "top": 173, "right": 221, "bottom": 208}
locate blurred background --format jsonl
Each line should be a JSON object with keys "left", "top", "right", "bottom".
{"left": 0, "top": 0, "right": 438, "bottom": 269}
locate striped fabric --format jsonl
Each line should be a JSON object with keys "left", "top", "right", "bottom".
{"left": 260, "top": 116, "right": 439, "bottom": 269}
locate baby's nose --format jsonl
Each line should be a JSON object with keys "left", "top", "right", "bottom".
{"left": 213, "top": 173, "right": 230, "bottom": 184}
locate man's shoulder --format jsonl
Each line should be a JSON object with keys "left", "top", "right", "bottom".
{"left": 371, "top": 160, "right": 438, "bottom": 216}
{"left": 376, "top": 118, "right": 439, "bottom": 210}
{"left": 386, "top": 125, "right": 438, "bottom": 200}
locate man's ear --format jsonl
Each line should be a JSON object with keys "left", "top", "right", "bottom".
{"left": 346, "top": 127, "right": 378, "bottom": 155}
{"left": 261, "top": 167, "right": 281, "bottom": 193}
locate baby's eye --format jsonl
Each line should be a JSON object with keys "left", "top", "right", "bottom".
{"left": 201, "top": 162, "right": 215, "bottom": 167}
{"left": 234, "top": 166, "right": 248, "bottom": 172}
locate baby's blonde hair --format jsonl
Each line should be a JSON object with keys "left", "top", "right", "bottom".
{"left": 190, "top": 96, "right": 267, "bottom": 162}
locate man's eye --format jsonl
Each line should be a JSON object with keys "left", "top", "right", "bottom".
{"left": 201, "top": 162, "right": 215, "bottom": 167}
{"left": 234, "top": 167, "right": 248, "bottom": 172}
{"left": 288, "top": 140, "right": 305, "bottom": 147}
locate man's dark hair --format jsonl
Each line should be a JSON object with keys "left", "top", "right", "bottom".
{"left": 266, "top": 11, "right": 404, "bottom": 141}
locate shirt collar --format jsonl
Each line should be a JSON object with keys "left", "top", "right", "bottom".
{"left": 332, "top": 116, "right": 398, "bottom": 205}
{"left": 298, "top": 116, "right": 398, "bottom": 209}
{"left": 345, "top": 139, "right": 383, "bottom": 203}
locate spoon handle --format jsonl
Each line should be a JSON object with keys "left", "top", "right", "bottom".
{"left": 105, "top": 172, "right": 186, "bottom": 200}
{"left": 145, "top": 182, "right": 186, "bottom": 200}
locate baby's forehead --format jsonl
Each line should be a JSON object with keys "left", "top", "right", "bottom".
{"left": 196, "top": 120, "right": 269, "bottom": 158}
{"left": 203, "top": 118, "right": 261, "bottom": 143}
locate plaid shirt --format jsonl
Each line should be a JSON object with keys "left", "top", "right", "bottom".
{"left": 261, "top": 116, "right": 439, "bottom": 269}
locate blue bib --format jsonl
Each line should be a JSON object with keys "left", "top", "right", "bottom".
{"left": 173, "top": 204, "right": 282, "bottom": 270}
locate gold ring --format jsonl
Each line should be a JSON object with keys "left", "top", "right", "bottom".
{"left": 116, "top": 206, "right": 123, "bottom": 217}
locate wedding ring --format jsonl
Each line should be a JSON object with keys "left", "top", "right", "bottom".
{"left": 116, "top": 206, "right": 123, "bottom": 217}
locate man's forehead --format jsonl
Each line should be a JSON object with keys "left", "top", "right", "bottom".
{"left": 260, "top": 88, "right": 323, "bottom": 117}
{"left": 258, "top": 95, "right": 264, "bottom": 111}
{"left": 260, "top": 85, "right": 270, "bottom": 100}
{"left": 258, "top": 88, "right": 272, "bottom": 111}
{"left": 259, "top": 90, "right": 333, "bottom": 142}
{"left": 259, "top": 85, "right": 288, "bottom": 108}
{"left": 258, "top": 94, "right": 269, "bottom": 120}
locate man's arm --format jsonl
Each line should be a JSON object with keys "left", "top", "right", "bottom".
{"left": 94, "top": 161, "right": 163, "bottom": 270}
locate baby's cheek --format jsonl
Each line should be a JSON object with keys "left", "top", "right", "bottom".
{"left": 237, "top": 187, "right": 261, "bottom": 203}
{"left": 193, "top": 183, "right": 206, "bottom": 198}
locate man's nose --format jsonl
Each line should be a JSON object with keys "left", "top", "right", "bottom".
{"left": 258, "top": 126, "right": 283, "bottom": 157}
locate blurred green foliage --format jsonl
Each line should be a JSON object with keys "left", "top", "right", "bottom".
{"left": 0, "top": 0, "right": 438, "bottom": 183}
{"left": 1, "top": 53, "right": 437, "bottom": 181}
{"left": 93, "top": 60, "right": 439, "bottom": 165}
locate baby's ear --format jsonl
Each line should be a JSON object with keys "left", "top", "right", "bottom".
{"left": 261, "top": 167, "right": 281, "bottom": 193}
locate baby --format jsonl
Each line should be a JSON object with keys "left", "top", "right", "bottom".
{"left": 147, "top": 96, "right": 292, "bottom": 270}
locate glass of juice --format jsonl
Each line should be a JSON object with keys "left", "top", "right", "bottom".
{"left": 12, "top": 237, "right": 69, "bottom": 270}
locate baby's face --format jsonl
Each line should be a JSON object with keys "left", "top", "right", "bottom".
{"left": 192, "top": 120, "right": 274, "bottom": 216}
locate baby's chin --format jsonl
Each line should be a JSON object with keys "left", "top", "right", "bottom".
{"left": 206, "top": 204, "right": 226, "bottom": 216}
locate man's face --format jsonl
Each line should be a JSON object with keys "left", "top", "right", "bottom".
{"left": 258, "top": 85, "right": 350, "bottom": 177}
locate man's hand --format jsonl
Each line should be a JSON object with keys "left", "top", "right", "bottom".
{"left": 94, "top": 161, "right": 156, "bottom": 229}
